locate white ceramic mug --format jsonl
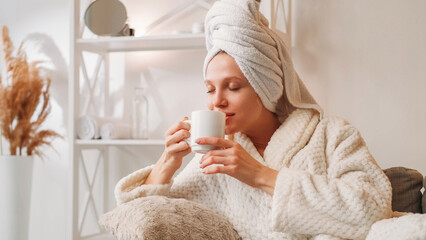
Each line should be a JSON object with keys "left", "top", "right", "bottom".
{"left": 184, "top": 110, "right": 225, "bottom": 154}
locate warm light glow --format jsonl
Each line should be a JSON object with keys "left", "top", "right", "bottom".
{"left": 136, "top": 27, "right": 146, "bottom": 37}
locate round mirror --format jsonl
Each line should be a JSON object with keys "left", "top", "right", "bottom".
{"left": 84, "top": 0, "right": 128, "bottom": 36}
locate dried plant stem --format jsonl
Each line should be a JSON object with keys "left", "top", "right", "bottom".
{"left": 0, "top": 25, "right": 60, "bottom": 157}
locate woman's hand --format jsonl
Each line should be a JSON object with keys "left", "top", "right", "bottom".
{"left": 197, "top": 137, "right": 278, "bottom": 195}
{"left": 145, "top": 117, "right": 192, "bottom": 185}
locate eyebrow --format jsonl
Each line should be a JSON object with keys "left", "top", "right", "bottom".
{"left": 204, "top": 76, "right": 244, "bottom": 84}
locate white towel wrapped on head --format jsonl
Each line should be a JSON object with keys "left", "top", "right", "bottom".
{"left": 203, "top": 0, "right": 323, "bottom": 120}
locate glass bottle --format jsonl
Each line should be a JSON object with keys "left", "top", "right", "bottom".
{"left": 131, "top": 87, "right": 149, "bottom": 139}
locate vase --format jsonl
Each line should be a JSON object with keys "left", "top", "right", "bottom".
{"left": 131, "top": 87, "right": 149, "bottom": 139}
{"left": 0, "top": 155, "right": 34, "bottom": 240}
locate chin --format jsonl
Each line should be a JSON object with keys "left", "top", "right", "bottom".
{"left": 225, "top": 125, "right": 238, "bottom": 135}
{"left": 225, "top": 116, "right": 240, "bottom": 134}
{"left": 225, "top": 116, "right": 246, "bottom": 134}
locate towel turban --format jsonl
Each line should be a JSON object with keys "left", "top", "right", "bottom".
{"left": 203, "top": 0, "right": 323, "bottom": 120}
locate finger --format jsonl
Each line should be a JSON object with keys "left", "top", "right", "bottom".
{"left": 200, "top": 156, "right": 231, "bottom": 169}
{"left": 165, "top": 129, "right": 190, "bottom": 147}
{"left": 166, "top": 141, "right": 190, "bottom": 154}
{"left": 196, "top": 137, "right": 234, "bottom": 148}
{"left": 201, "top": 148, "right": 234, "bottom": 164}
{"left": 202, "top": 147, "right": 235, "bottom": 160}
{"left": 181, "top": 147, "right": 192, "bottom": 155}
{"left": 175, "top": 146, "right": 192, "bottom": 158}
{"left": 203, "top": 165, "right": 235, "bottom": 175}
{"left": 165, "top": 118, "right": 190, "bottom": 137}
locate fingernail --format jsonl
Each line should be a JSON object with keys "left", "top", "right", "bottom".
{"left": 195, "top": 138, "right": 200, "bottom": 144}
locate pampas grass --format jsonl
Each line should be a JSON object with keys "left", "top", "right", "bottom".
{"left": 0, "top": 26, "right": 60, "bottom": 157}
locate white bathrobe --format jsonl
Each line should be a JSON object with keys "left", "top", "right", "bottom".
{"left": 115, "top": 109, "right": 393, "bottom": 240}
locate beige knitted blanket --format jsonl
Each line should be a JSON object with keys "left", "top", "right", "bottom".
{"left": 115, "top": 109, "right": 394, "bottom": 239}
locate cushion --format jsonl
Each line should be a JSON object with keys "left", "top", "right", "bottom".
{"left": 99, "top": 196, "right": 241, "bottom": 240}
{"left": 423, "top": 176, "right": 426, "bottom": 213}
{"left": 383, "top": 167, "right": 423, "bottom": 213}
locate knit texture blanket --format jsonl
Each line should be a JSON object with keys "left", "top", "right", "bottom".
{"left": 365, "top": 212, "right": 426, "bottom": 240}
{"left": 115, "top": 109, "right": 393, "bottom": 239}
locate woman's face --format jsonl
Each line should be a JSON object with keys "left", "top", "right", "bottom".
{"left": 205, "top": 52, "right": 268, "bottom": 135}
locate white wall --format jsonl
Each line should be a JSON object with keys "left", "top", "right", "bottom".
{"left": 0, "top": 0, "right": 425, "bottom": 239}
{"left": 0, "top": 0, "right": 70, "bottom": 239}
{"left": 290, "top": 0, "right": 426, "bottom": 173}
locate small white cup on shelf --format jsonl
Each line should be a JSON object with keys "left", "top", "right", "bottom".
{"left": 191, "top": 22, "right": 204, "bottom": 34}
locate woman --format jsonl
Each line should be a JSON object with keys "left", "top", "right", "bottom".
{"left": 115, "top": 0, "right": 392, "bottom": 239}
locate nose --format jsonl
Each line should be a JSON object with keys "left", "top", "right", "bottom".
{"left": 211, "top": 89, "right": 228, "bottom": 109}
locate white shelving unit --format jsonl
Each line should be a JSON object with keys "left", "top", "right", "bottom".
{"left": 68, "top": 0, "right": 289, "bottom": 239}
{"left": 76, "top": 139, "right": 165, "bottom": 146}
{"left": 77, "top": 33, "right": 206, "bottom": 52}
{"left": 69, "top": 1, "right": 209, "bottom": 239}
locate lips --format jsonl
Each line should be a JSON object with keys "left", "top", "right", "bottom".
{"left": 225, "top": 113, "right": 235, "bottom": 121}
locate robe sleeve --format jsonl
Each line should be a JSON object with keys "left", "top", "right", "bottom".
{"left": 271, "top": 119, "right": 392, "bottom": 239}
{"left": 114, "top": 154, "right": 210, "bottom": 205}
{"left": 114, "top": 165, "right": 173, "bottom": 205}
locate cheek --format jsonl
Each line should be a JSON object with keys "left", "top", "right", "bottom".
{"left": 256, "top": 97, "right": 263, "bottom": 110}
{"left": 252, "top": 97, "right": 265, "bottom": 116}
{"left": 240, "top": 94, "right": 262, "bottom": 115}
{"left": 206, "top": 97, "right": 214, "bottom": 110}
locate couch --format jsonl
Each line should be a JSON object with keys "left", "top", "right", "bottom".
{"left": 99, "top": 167, "right": 426, "bottom": 240}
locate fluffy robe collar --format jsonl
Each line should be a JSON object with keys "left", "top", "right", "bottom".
{"left": 233, "top": 109, "right": 320, "bottom": 170}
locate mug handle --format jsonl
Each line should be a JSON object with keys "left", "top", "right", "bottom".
{"left": 183, "top": 119, "right": 192, "bottom": 145}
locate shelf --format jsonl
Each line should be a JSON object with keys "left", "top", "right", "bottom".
{"left": 76, "top": 139, "right": 164, "bottom": 146}
{"left": 76, "top": 33, "right": 206, "bottom": 52}
{"left": 80, "top": 233, "right": 115, "bottom": 240}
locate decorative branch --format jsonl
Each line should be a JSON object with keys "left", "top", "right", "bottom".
{"left": 0, "top": 26, "right": 60, "bottom": 157}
